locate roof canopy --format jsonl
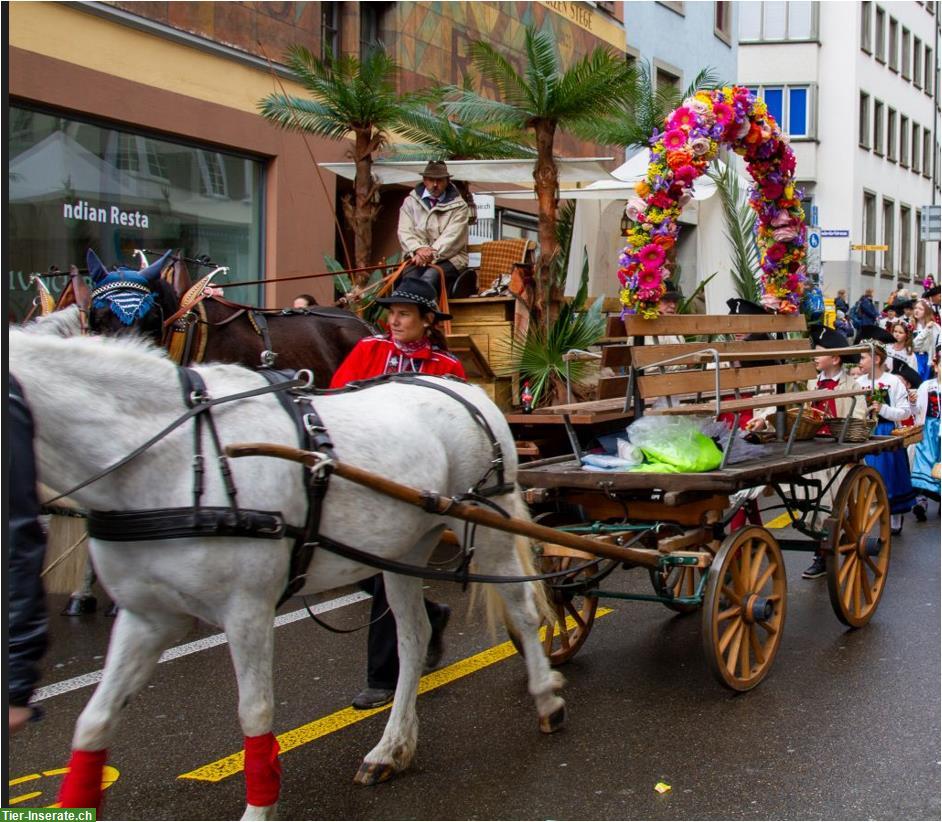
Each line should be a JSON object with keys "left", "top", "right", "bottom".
{"left": 318, "top": 158, "right": 615, "bottom": 186}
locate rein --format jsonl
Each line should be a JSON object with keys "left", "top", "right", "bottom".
{"left": 42, "top": 374, "right": 308, "bottom": 506}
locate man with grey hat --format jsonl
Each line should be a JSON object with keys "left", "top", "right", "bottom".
{"left": 397, "top": 160, "right": 470, "bottom": 294}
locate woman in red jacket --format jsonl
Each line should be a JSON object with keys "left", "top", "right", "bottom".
{"left": 329, "top": 277, "right": 465, "bottom": 387}
{"left": 330, "top": 276, "right": 463, "bottom": 709}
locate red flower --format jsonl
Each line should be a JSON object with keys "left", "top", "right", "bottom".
{"left": 761, "top": 181, "right": 784, "bottom": 200}
{"left": 673, "top": 165, "right": 699, "bottom": 185}
{"left": 648, "top": 192, "right": 673, "bottom": 209}
{"left": 766, "top": 243, "right": 787, "bottom": 262}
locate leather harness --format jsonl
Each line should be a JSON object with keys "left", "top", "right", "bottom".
{"left": 78, "top": 370, "right": 526, "bottom": 606}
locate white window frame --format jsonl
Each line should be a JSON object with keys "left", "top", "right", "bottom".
{"left": 738, "top": 0, "right": 818, "bottom": 42}
{"left": 197, "top": 150, "right": 229, "bottom": 199}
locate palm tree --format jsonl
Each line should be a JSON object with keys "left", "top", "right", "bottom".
{"left": 385, "top": 105, "right": 534, "bottom": 220}
{"left": 258, "top": 45, "right": 430, "bottom": 285}
{"left": 443, "top": 26, "right": 638, "bottom": 320}
{"left": 582, "top": 61, "right": 724, "bottom": 149}
{"left": 707, "top": 160, "right": 761, "bottom": 302}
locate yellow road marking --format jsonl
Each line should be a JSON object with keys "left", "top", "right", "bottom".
{"left": 7, "top": 766, "right": 120, "bottom": 808}
{"left": 179, "top": 608, "right": 614, "bottom": 784}
{"left": 764, "top": 512, "right": 796, "bottom": 529}
{"left": 10, "top": 792, "right": 42, "bottom": 805}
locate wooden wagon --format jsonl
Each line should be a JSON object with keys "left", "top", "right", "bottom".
{"left": 513, "top": 310, "right": 909, "bottom": 691}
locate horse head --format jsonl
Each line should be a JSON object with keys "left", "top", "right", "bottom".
{"left": 86, "top": 248, "right": 178, "bottom": 343}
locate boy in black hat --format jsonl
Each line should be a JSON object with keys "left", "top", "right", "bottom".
{"left": 398, "top": 160, "right": 470, "bottom": 295}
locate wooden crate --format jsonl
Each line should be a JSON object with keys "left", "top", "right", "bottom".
{"left": 450, "top": 321, "right": 515, "bottom": 372}
{"left": 448, "top": 297, "right": 516, "bottom": 324}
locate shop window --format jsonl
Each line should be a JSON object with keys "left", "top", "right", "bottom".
{"left": 7, "top": 106, "right": 264, "bottom": 320}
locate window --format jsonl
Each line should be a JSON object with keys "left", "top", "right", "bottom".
{"left": 902, "top": 28, "right": 911, "bottom": 78}
{"left": 738, "top": 1, "right": 816, "bottom": 40}
{"left": 888, "top": 17, "right": 898, "bottom": 70}
{"left": 751, "top": 84, "right": 815, "bottom": 138}
{"left": 873, "top": 100, "right": 884, "bottom": 155}
{"left": 916, "top": 211, "right": 926, "bottom": 278}
{"left": 925, "top": 46, "right": 934, "bottom": 94}
{"left": 360, "top": 2, "right": 393, "bottom": 60}
{"left": 7, "top": 106, "right": 265, "bottom": 318}
{"left": 875, "top": 6, "right": 885, "bottom": 61}
{"left": 882, "top": 198, "right": 894, "bottom": 277}
{"left": 899, "top": 205, "right": 912, "bottom": 278}
{"left": 912, "top": 122, "right": 921, "bottom": 173}
{"left": 914, "top": 37, "right": 923, "bottom": 87}
{"left": 715, "top": 1, "right": 732, "bottom": 42}
{"left": 321, "top": 2, "right": 340, "bottom": 59}
{"left": 658, "top": 1, "right": 686, "bottom": 15}
{"left": 859, "top": 91, "right": 871, "bottom": 148}
{"left": 887, "top": 108, "right": 897, "bottom": 161}
{"left": 656, "top": 64, "right": 682, "bottom": 92}
{"left": 863, "top": 191, "right": 877, "bottom": 271}
{"left": 923, "top": 128, "right": 932, "bottom": 179}
{"left": 900, "top": 114, "right": 910, "bottom": 166}
{"left": 861, "top": 1, "right": 872, "bottom": 52}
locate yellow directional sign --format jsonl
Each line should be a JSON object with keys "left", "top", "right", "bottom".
{"left": 851, "top": 244, "right": 889, "bottom": 251}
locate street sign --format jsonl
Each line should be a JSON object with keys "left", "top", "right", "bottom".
{"left": 920, "top": 205, "right": 941, "bottom": 241}
{"left": 806, "top": 228, "right": 821, "bottom": 274}
{"left": 821, "top": 229, "right": 850, "bottom": 237}
{"left": 851, "top": 244, "right": 889, "bottom": 251}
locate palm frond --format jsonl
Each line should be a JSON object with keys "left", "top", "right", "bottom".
{"left": 707, "top": 161, "right": 761, "bottom": 302}
{"left": 468, "top": 40, "right": 535, "bottom": 111}
{"left": 682, "top": 66, "right": 725, "bottom": 99}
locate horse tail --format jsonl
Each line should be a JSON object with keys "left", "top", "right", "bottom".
{"left": 474, "top": 488, "right": 553, "bottom": 640}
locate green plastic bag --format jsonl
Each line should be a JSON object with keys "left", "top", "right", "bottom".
{"left": 626, "top": 417, "right": 722, "bottom": 473}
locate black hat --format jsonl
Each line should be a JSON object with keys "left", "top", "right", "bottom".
{"left": 727, "top": 298, "right": 770, "bottom": 315}
{"left": 925, "top": 285, "right": 941, "bottom": 298}
{"left": 810, "top": 324, "right": 856, "bottom": 364}
{"left": 420, "top": 160, "right": 451, "bottom": 179}
{"left": 376, "top": 276, "right": 452, "bottom": 320}
{"left": 889, "top": 298, "right": 914, "bottom": 312}
{"left": 887, "top": 359, "right": 922, "bottom": 388}
{"left": 854, "top": 324, "right": 894, "bottom": 345}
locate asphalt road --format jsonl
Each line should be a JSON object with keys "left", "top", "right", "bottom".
{"left": 7, "top": 510, "right": 941, "bottom": 821}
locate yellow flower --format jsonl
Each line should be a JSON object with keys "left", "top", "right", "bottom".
{"left": 635, "top": 181, "right": 651, "bottom": 198}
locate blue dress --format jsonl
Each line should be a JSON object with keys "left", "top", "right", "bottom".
{"left": 912, "top": 389, "right": 940, "bottom": 501}
{"left": 916, "top": 351, "right": 932, "bottom": 382}
{"left": 866, "top": 418, "right": 916, "bottom": 514}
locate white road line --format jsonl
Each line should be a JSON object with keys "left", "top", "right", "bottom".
{"left": 31, "top": 591, "right": 370, "bottom": 703}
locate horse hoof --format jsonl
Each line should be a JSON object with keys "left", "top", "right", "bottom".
{"left": 62, "top": 595, "right": 97, "bottom": 616}
{"left": 353, "top": 761, "right": 396, "bottom": 786}
{"left": 539, "top": 703, "right": 567, "bottom": 734}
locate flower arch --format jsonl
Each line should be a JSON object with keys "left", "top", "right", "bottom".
{"left": 617, "top": 86, "right": 807, "bottom": 318}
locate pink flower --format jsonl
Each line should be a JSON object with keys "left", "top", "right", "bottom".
{"left": 663, "top": 129, "right": 688, "bottom": 150}
{"left": 625, "top": 197, "right": 648, "bottom": 222}
{"left": 771, "top": 210, "right": 793, "bottom": 227}
{"left": 772, "top": 225, "right": 799, "bottom": 243}
{"left": 761, "top": 293, "right": 782, "bottom": 311}
{"left": 689, "top": 136, "right": 712, "bottom": 156}
{"left": 668, "top": 107, "right": 696, "bottom": 130}
{"left": 673, "top": 164, "right": 699, "bottom": 185}
{"left": 637, "top": 268, "right": 664, "bottom": 291}
{"left": 766, "top": 243, "right": 787, "bottom": 262}
{"left": 637, "top": 243, "right": 666, "bottom": 270}
{"left": 713, "top": 102, "right": 734, "bottom": 126}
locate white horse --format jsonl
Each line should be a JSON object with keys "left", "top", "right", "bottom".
{"left": 9, "top": 329, "right": 565, "bottom": 820}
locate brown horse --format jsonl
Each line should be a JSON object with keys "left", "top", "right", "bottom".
{"left": 85, "top": 249, "right": 374, "bottom": 387}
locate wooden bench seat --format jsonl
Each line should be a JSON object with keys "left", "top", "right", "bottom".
{"left": 648, "top": 387, "right": 868, "bottom": 416}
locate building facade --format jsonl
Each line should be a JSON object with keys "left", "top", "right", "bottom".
{"left": 7, "top": 1, "right": 626, "bottom": 318}
{"left": 738, "top": 0, "right": 941, "bottom": 305}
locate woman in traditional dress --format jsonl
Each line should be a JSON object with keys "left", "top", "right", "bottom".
{"left": 911, "top": 348, "right": 941, "bottom": 521}
{"left": 887, "top": 320, "right": 917, "bottom": 372}
{"left": 329, "top": 277, "right": 464, "bottom": 710}
{"left": 912, "top": 299, "right": 940, "bottom": 382}
{"left": 856, "top": 342, "right": 916, "bottom": 534}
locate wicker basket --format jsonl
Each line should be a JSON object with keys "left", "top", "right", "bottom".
{"left": 826, "top": 416, "right": 874, "bottom": 442}
{"left": 890, "top": 424, "right": 924, "bottom": 447}
{"left": 786, "top": 406, "right": 826, "bottom": 440}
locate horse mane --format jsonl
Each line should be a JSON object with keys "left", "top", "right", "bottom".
{"left": 25, "top": 305, "right": 84, "bottom": 337}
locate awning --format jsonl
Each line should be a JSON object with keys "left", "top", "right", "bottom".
{"left": 318, "top": 157, "right": 616, "bottom": 185}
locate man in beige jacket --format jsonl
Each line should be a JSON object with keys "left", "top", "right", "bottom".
{"left": 397, "top": 160, "right": 470, "bottom": 295}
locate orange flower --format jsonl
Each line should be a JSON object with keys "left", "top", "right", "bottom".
{"left": 653, "top": 235, "right": 675, "bottom": 250}
{"left": 667, "top": 150, "right": 693, "bottom": 170}
{"left": 635, "top": 181, "right": 651, "bottom": 198}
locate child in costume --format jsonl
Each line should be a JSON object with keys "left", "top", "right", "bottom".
{"left": 856, "top": 342, "right": 916, "bottom": 533}
{"left": 912, "top": 299, "right": 940, "bottom": 382}
{"left": 887, "top": 320, "right": 917, "bottom": 372}
{"left": 911, "top": 349, "right": 941, "bottom": 519}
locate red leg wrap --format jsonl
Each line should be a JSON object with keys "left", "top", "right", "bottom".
{"left": 244, "top": 733, "right": 281, "bottom": 807}
{"left": 58, "top": 749, "right": 108, "bottom": 811}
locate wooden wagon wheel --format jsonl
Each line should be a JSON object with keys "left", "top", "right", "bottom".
{"left": 701, "top": 526, "right": 787, "bottom": 691}
{"left": 825, "top": 464, "right": 891, "bottom": 628}
{"left": 648, "top": 564, "right": 706, "bottom": 614}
